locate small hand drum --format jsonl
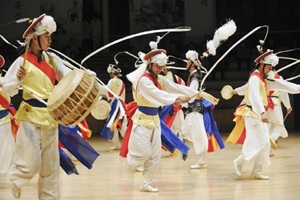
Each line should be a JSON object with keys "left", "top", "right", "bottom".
{"left": 221, "top": 85, "right": 233, "bottom": 100}
{"left": 91, "top": 99, "right": 111, "bottom": 120}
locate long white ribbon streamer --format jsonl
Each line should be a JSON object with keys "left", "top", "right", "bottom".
{"left": 200, "top": 25, "right": 269, "bottom": 89}
{"left": 81, "top": 26, "right": 191, "bottom": 64}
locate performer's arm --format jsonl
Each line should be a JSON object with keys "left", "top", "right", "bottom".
{"left": 1, "top": 57, "right": 24, "bottom": 96}
{"left": 248, "top": 76, "right": 265, "bottom": 116}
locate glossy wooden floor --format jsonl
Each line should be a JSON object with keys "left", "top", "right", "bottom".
{"left": 1, "top": 133, "right": 300, "bottom": 200}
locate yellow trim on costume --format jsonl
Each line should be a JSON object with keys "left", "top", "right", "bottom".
{"left": 15, "top": 102, "right": 57, "bottom": 127}
{"left": 226, "top": 105, "right": 245, "bottom": 144}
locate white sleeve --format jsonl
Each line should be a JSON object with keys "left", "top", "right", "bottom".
{"left": 279, "top": 91, "right": 291, "bottom": 109}
{"left": 161, "top": 76, "right": 198, "bottom": 97}
{"left": 52, "top": 54, "right": 72, "bottom": 81}
{"left": 138, "top": 77, "right": 179, "bottom": 107}
{"left": 1, "top": 57, "right": 23, "bottom": 96}
{"left": 269, "top": 78, "right": 300, "bottom": 94}
{"left": 235, "top": 84, "right": 247, "bottom": 96}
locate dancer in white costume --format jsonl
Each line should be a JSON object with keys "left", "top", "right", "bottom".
{"left": 101, "top": 64, "right": 126, "bottom": 150}
{"left": 233, "top": 50, "right": 300, "bottom": 180}
{"left": 0, "top": 56, "right": 15, "bottom": 177}
{"left": 126, "top": 48, "right": 199, "bottom": 192}
{"left": 266, "top": 70, "right": 292, "bottom": 156}
{"left": 180, "top": 50, "right": 208, "bottom": 169}
{"left": 161, "top": 66, "right": 185, "bottom": 135}
{"left": 0, "top": 14, "right": 71, "bottom": 199}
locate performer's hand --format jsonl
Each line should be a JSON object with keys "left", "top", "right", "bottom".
{"left": 287, "top": 108, "right": 292, "bottom": 114}
{"left": 197, "top": 92, "right": 203, "bottom": 99}
{"left": 175, "top": 96, "right": 190, "bottom": 106}
{"left": 17, "top": 66, "right": 26, "bottom": 80}
{"left": 261, "top": 112, "right": 268, "bottom": 123}
{"left": 232, "top": 90, "right": 237, "bottom": 95}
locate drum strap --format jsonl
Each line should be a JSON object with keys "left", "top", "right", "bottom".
{"left": 21, "top": 51, "right": 56, "bottom": 85}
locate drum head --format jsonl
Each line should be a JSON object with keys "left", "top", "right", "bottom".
{"left": 48, "top": 69, "right": 84, "bottom": 106}
{"left": 91, "top": 99, "right": 111, "bottom": 120}
{"left": 221, "top": 85, "right": 233, "bottom": 100}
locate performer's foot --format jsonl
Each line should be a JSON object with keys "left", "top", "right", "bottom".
{"left": 250, "top": 172, "right": 269, "bottom": 180}
{"left": 12, "top": 184, "right": 21, "bottom": 199}
{"left": 135, "top": 166, "right": 144, "bottom": 172}
{"left": 233, "top": 159, "right": 242, "bottom": 176}
{"left": 182, "top": 154, "right": 188, "bottom": 161}
{"left": 110, "top": 146, "right": 120, "bottom": 150}
{"left": 139, "top": 184, "right": 159, "bottom": 192}
{"left": 190, "top": 163, "right": 207, "bottom": 169}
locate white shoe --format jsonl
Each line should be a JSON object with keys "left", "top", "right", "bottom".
{"left": 12, "top": 184, "right": 21, "bottom": 199}
{"left": 139, "top": 185, "right": 159, "bottom": 192}
{"left": 250, "top": 172, "right": 269, "bottom": 180}
{"left": 135, "top": 166, "right": 144, "bottom": 172}
{"left": 190, "top": 163, "right": 207, "bottom": 169}
{"left": 233, "top": 159, "right": 242, "bottom": 176}
{"left": 110, "top": 146, "right": 120, "bottom": 150}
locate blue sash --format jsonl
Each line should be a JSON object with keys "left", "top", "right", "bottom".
{"left": 138, "top": 106, "right": 158, "bottom": 116}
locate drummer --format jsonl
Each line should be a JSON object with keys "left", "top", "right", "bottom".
{"left": 0, "top": 14, "right": 71, "bottom": 199}
{"left": 99, "top": 64, "right": 126, "bottom": 150}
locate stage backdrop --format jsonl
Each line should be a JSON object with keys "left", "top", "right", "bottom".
{"left": 0, "top": 0, "right": 82, "bottom": 50}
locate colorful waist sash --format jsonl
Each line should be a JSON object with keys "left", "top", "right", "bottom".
{"left": 138, "top": 106, "right": 158, "bottom": 116}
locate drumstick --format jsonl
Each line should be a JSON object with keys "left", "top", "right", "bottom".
{"left": 283, "top": 112, "right": 289, "bottom": 121}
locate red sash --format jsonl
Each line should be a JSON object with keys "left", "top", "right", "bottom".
{"left": 250, "top": 71, "right": 267, "bottom": 90}
{"left": 108, "top": 81, "right": 125, "bottom": 98}
{"left": 177, "top": 76, "right": 182, "bottom": 85}
{"left": 142, "top": 73, "right": 162, "bottom": 89}
{"left": 0, "top": 94, "right": 10, "bottom": 109}
{"left": 265, "top": 73, "right": 280, "bottom": 110}
{"left": 21, "top": 51, "right": 56, "bottom": 85}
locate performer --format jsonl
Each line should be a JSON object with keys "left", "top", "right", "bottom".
{"left": 0, "top": 14, "right": 71, "bottom": 199}
{"left": 266, "top": 70, "right": 292, "bottom": 156}
{"left": 160, "top": 66, "right": 185, "bottom": 135}
{"left": 126, "top": 48, "right": 200, "bottom": 192}
{"left": 180, "top": 50, "right": 224, "bottom": 169}
{"left": 0, "top": 55, "right": 16, "bottom": 176}
{"left": 100, "top": 64, "right": 126, "bottom": 150}
{"left": 228, "top": 72, "right": 292, "bottom": 157}
{"left": 232, "top": 49, "right": 300, "bottom": 180}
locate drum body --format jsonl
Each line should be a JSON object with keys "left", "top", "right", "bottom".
{"left": 47, "top": 69, "right": 100, "bottom": 126}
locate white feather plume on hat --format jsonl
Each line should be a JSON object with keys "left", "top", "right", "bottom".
{"left": 204, "top": 19, "right": 237, "bottom": 56}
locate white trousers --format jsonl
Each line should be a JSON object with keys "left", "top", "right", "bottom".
{"left": 181, "top": 112, "right": 207, "bottom": 165}
{"left": 0, "top": 122, "right": 14, "bottom": 176}
{"left": 127, "top": 124, "right": 161, "bottom": 185}
{"left": 10, "top": 121, "right": 60, "bottom": 200}
{"left": 242, "top": 117, "right": 270, "bottom": 165}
